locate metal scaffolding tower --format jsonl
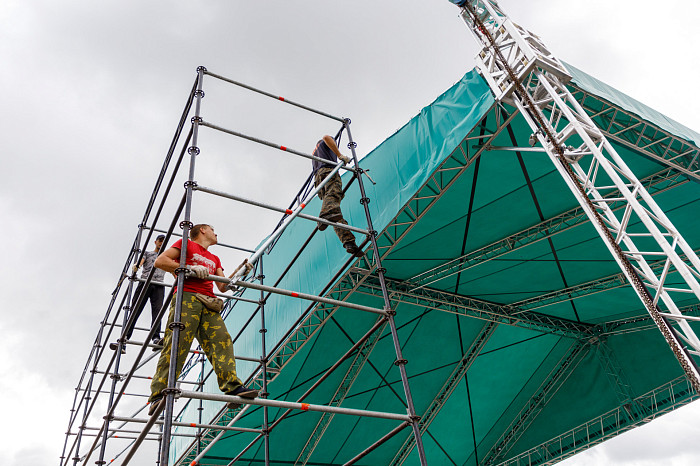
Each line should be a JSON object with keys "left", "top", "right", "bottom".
{"left": 452, "top": 0, "right": 700, "bottom": 392}
{"left": 60, "top": 67, "right": 428, "bottom": 466}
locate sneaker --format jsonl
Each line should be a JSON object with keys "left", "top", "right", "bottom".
{"left": 317, "top": 221, "right": 328, "bottom": 231}
{"left": 343, "top": 241, "right": 363, "bottom": 257}
{"left": 148, "top": 396, "right": 164, "bottom": 416}
{"left": 226, "top": 386, "right": 259, "bottom": 410}
{"left": 109, "top": 342, "right": 126, "bottom": 354}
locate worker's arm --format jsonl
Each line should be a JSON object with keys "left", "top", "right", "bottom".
{"left": 154, "top": 247, "right": 182, "bottom": 274}
{"left": 322, "top": 135, "right": 351, "bottom": 164}
{"left": 215, "top": 267, "right": 228, "bottom": 293}
{"left": 156, "top": 247, "right": 209, "bottom": 279}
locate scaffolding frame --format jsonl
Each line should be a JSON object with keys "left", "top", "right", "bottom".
{"left": 61, "top": 67, "right": 428, "bottom": 466}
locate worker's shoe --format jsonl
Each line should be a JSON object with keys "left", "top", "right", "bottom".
{"left": 226, "top": 386, "right": 259, "bottom": 410}
{"left": 148, "top": 397, "right": 164, "bottom": 416}
{"left": 109, "top": 342, "right": 126, "bottom": 354}
{"left": 343, "top": 241, "right": 363, "bottom": 257}
{"left": 152, "top": 337, "right": 164, "bottom": 351}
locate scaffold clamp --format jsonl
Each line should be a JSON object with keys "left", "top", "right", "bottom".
{"left": 180, "top": 220, "right": 194, "bottom": 230}
{"left": 168, "top": 321, "right": 186, "bottom": 330}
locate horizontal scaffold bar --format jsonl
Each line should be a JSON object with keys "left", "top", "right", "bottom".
{"left": 122, "top": 340, "right": 262, "bottom": 363}
{"left": 199, "top": 120, "right": 353, "bottom": 171}
{"left": 209, "top": 275, "right": 388, "bottom": 316}
{"left": 150, "top": 226, "right": 256, "bottom": 253}
{"left": 131, "top": 277, "right": 259, "bottom": 304}
{"left": 111, "top": 416, "right": 262, "bottom": 434}
{"left": 195, "top": 185, "right": 369, "bottom": 236}
{"left": 179, "top": 390, "right": 412, "bottom": 421}
{"left": 204, "top": 70, "right": 345, "bottom": 122}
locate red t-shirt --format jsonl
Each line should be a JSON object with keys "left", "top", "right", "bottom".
{"left": 171, "top": 239, "right": 223, "bottom": 297}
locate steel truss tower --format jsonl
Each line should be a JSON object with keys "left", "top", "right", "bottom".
{"left": 60, "top": 67, "right": 428, "bottom": 466}
{"left": 452, "top": 0, "right": 700, "bottom": 391}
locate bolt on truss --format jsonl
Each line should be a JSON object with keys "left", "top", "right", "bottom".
{"left": 456, "top": 0, "right": 700, "bottom": 391}
{"left": 62, "top": 67, "right": 429, "bottom": 466}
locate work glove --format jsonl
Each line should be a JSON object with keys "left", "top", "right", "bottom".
{"left": 339, "top": 154, "right": 351, "bottom": 165}
{"left": 186, "top": 264, "right": 209, "bottom": 279}
{"left": 131, "top": 264, "right": 139, "bottom": 274}
{"left": 243, "top": 259, "right": 254, "bottom": 276}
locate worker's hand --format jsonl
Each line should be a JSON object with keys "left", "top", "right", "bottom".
{"left": 131, "top": 264, "right": 139, "bottom": 274}
{"left": 186, "top": 264, "right": 209, "bottom": 279}
{"left": 243, "top": 260, "right": 254, "bottom": 277}
{"left": 227, "top": 278, "right": 240, "bottom": 292}
{"left": 339, "top": 154, "right": 351, "bottom": 165}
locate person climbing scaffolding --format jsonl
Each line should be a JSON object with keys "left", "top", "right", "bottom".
{"left": 312, "top": 135, "right": 363, "bottom": 257}
{"left": 147, "top": 223, "right": 258, "bottom": 415}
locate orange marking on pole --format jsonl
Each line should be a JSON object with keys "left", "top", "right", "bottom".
{"left": 190, "top": 423, "right": 197, "bottom": 427}
{"left": 291, "top": 292, "right": 299, "bottom": 298}
{"left": 278, "top": 96, "right": 285, "bottom": 101}
{"left": 301, "top": 403, "right": 310, "bottom": 411}
{"left": 285, "top": 209, "right": 293, "bottom": 215}
{"left": 280, "top": 146, "right": 287, "bottom": 151}
{"left": 300, "top": 203, "right": 306, "bottom": 209}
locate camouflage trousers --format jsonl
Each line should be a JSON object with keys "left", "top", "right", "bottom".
{"left": 314, "top": 167, "right": 355, "bottom": 245}
{"left": 149, "top": 292, "right": 242, "bottom": 402}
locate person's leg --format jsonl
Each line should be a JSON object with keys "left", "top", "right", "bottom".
{"left": 196, "top": 308, "right": 242, "bottom": 394}
{"left": 124, "top": 282, "right": 147, "bottom": 340}
{"left": 149, "top": 285, "right": 165, "bottom": 341}
{"left": 149, "top": 293, "right": 201, "bottom": 402}
{"left": 317, "top": 169, "right": 344, "bottom": 222}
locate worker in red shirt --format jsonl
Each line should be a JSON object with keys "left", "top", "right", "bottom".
{"left": 148, "top": 224, "right": 257, "bottom": 414}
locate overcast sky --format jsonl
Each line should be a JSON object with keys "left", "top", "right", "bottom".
{"left": 2, "top": 1, "right": 700, "bottom": 465}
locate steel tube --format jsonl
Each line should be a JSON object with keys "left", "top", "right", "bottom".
{"left": 204, "top": 70, "right": 344, "bottom": 122}
{"left": 122, "top": 340, "right": 261, "bottom": 363}
{"left": 150, "top": 226, "right": 255, "bottom": 253}
{"left": 131, "top": 276, "right": 260, "bottom": 304}
{"left": 343, "top": 422, "right": 410, "bottom": 466}
{"left": 111, "top": 416, "right": 261, "bottom": 434}
{"left": 200, "top": 120, "right": 353, "bottom": 171}
{"left": 235, "top": 160, "right": 347, "bottom": 269}
{"left": 209, "top": 275, "right": 386, "bottom": 315}
{"left": 121, "top": 398, "right": 165, "bottom": 465}
{"left": 195, "top": 184, "right": 368, "bottom": 235}
{"left": 269, "top": 317, "right": 389, "bottom": 431}
{"left": 179, "top": 390, "right": 412, "bottom": 421}
{"left": 345, "top": 122, "right": 428, "bottom": 465}
{"left": 159, "top": 66, "right": 206, "bottom": 466}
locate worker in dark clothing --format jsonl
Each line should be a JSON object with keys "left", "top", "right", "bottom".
{"left": 312, "top": 135, "right": 363, "bottom": 257}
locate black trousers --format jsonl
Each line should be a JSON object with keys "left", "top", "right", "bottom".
{"left": 125, "top": 282, "right": 165, "bottom": 340}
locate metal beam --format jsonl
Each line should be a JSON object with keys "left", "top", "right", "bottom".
{"left": 512, "top": 249, "right": 700, "bottom": 313}
{"left": 390, "top": 321, "right": 498, "bottom": 466}
{"left": 501, "top": 375, "right": 698, "bottom": 465}
{"left": 569, "top": 84, "right": 700, "bottom": 183}
{"left": 481, "top": 340, "right": 589, "bottom": 465}
{"left": 355, "top": 273, "right": 594, "bottom": 338}
{"left": 295, "top": 318, "right": 389, "bottom": 465}
{"left": 408, "top": 167, "right": 688, "bottom": 290}
{"left": 375, "top": 103, "right": 518, "bottom": 261}
{"left": 593, "top": 337, "right": 649, "bottom": 423}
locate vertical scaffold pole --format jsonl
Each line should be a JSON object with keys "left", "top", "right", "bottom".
{"left": 96, "top": 233, "right": 141, "bottom": 465}
{"left": 344, "top": 120, "right": 428, "bottom": 465}
{"left": 259, "top": 256, "right": 271, "bottom": 466}
{"left": 160, "top": 65, "right": 206, "bottom": 466}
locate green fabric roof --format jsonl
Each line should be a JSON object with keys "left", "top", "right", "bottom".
{"left": 170, "top": 66, "right": 700, "bottom": 465}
